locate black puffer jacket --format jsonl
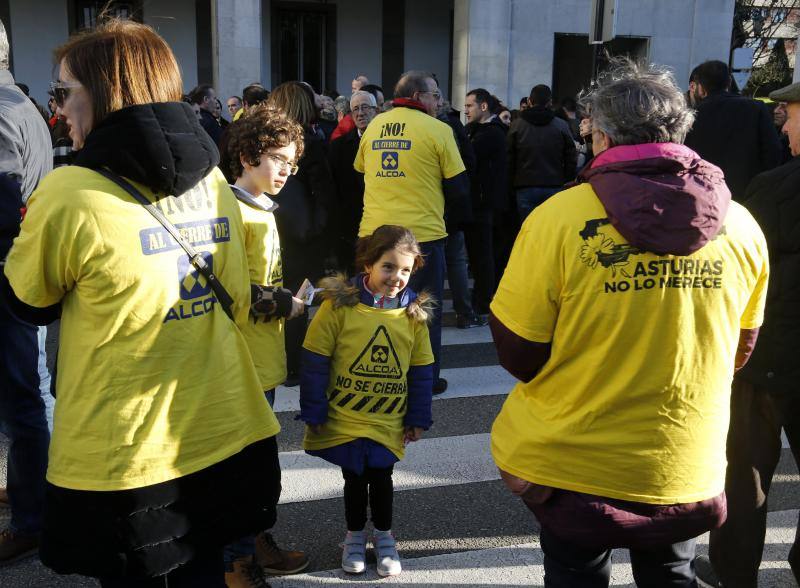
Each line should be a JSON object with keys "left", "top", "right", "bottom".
{"left": 738, "top": 156, "right": 800, "bottom": 396}
{"left": 507, "top": 106, "right": 577, "bottom": 188}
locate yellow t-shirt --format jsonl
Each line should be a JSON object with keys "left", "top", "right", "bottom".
{"left": 302, "top": 299, "right": 433, "bottom": 458}
{"left": 354, "top": 107, "right": 465, "bottom": 242}
{"left": 490, "top": 182, "right": 769, "bottom": 504}
{"left": 4, "top": 166, "right": 280, "bottom": 491}
{"left": 233, "top": 108, "right": 244, "bottom": 121}
{"left": 233, "top": 188, "right": 287, "bottom": 391}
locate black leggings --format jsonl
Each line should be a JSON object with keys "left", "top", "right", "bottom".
{"left": 342, "top": 466, "right": 394, "bottom": 532}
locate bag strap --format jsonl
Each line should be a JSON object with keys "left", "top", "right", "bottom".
{"left": 94, "top": 168, "right": 235, "bottom": 321}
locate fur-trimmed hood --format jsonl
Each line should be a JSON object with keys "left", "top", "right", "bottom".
{"left": 317, "top": 274, "right": 434, "bottom": 323}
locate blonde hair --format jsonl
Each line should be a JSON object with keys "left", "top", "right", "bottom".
{"left": 55, "top": 19, "right": 182, "bottom": 127}
{"left": 268, "top": 82, "right": 316, "bottom": 127}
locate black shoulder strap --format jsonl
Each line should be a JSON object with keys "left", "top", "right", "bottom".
{"left": 94, "top": 168, "right": 235, "bottom": 321}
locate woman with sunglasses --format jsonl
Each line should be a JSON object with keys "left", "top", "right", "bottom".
{"left": 3, "top": 18, "right": 282, "bottom": 587}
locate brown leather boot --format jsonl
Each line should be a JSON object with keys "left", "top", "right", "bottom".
{"left": 224, "top": 555, "right": 270, "bottom": 588}
{"left": 254, "top": 531, "right": 309, "bottom": 575}
{"left": 0, "top": 528, "right": 39, "bottom": 567}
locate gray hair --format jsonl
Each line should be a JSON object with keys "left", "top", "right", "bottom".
{"left": 350, "top": 90, "right": 376, "bottom": 109}
{"left": 334, "top": 95, "right": 350, "bottom": 115}
{"left": 579, "top": 58, "right": 695, "bottom": 146}
{"left": 394, "top": 70, "right": 434, "bottom": 99}
{"left": 0, "top": 19, "right": 8, "bottom": 70}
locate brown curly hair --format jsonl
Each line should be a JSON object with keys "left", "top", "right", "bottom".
{"left": 225, "top": 103, "right": 305, "bottom": 180}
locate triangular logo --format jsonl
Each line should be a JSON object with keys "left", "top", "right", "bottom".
{"left": 349, "top": 325, "right": 403, "bottom": 380}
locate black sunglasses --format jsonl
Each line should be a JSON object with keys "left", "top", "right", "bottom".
{"left": 49, "top": 81, "right": 81, "bottom": 108}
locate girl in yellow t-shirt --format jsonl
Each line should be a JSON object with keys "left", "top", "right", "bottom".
{"left": 300, "top": 225, "right": 435, "bottom": 578}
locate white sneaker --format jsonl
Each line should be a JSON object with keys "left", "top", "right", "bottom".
{"left": 341, "top": 530, "right": 367, "bottom": 574}
{"left": 373, "top": 530, "right": 402, "bottom": 577}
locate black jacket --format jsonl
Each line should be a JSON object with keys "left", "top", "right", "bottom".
{"left": 438, "top": 109, "right": 476, "bottom": 229}
{"left": 507, "top": 106, "right": 577, "bottom": 188}
{"left": 467, "top": 116, "right": 509, "bottom": 212}
{"left": 199, "top": 108, "right": 222, "bottom": 145}
{"left": 684, "top": 92, "right": 782, "bottom": 201}
{"left": 328, "top": 127, "right": 364, "bottom": 252}
{"left": 737, "top": 156, "right": 800, "bottom": 396}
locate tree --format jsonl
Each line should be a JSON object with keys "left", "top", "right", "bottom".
{"left": 745, "top": 38, "right": 793, "bottom": 95}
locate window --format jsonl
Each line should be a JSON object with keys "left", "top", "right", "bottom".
{"left": 69, "top": 1, "right": 142, "bottom": 32}
{"left": 271, "top": 2, "right": 336, "bottom": 93}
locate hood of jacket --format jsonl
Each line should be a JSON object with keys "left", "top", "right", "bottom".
{"left": 520, "top": 105, "right": 555, "bottom": 126}
{"left": 577, "top": 143, "right": 730, "bottom": 256}
{"left": 74, "top": 102, "right": 219, "bottom": 196}
{"left": 317, "top": 273, "right": 433, "bottom": 323}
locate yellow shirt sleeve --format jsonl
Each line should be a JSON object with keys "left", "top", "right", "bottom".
{"left": 243, "top": 212, "right": 271, "bottom": 285}
{"left": 4, "top": 181, "right": 95, "bottom": 308}
{"left": 410, "top": 320, "right": 434, "bottom": 366}
{"left": 490, "top": 209, "right": 561, "bottom": 343}
{"left": 303, "top": 299, "right": 341, "bottom": 356}
{"left": 740, "top": 237, "right": 769, "bottom": 329}
{"left": 438, "top": 127, "right": 467, "bottom": 180}
{"left": 354, "top": 136, "right": 366, "bottom": 173}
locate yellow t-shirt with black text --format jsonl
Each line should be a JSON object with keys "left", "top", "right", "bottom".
{"left": 490, "top": 182, "right": 769, "bottom": 504}
{"left": 354, "top": 107, "right": 465, "bottom": 242}
{"left": 302, "top": 299, "right": 433, "bottom": 458}
{"left": 4, "top": 166, "right": 280, "bottom": 491}
{"left": 234, "top": 189, "right": 287, "bottom": 391}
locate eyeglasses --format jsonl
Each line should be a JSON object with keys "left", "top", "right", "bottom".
{"left": 49, "top": 81, "right": 82, "bottom": 108}
{"left": 351, "top": 105, "right": 376, "bottom": 114}
{"left": 266, "top": 154, "right": 299, "bottom": 175}
{"left": 419, "top": 90, "right": 442, "bottom": 100}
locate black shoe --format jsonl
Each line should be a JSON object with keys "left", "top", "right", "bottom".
{"left": 694, "top": 555, "right": 723, "bottom": 588}
{"left": 432, "top": 377, "right": 448, "bottom": 395}
{"left": 456, "top": 313, "right": 488, "bottom": 329}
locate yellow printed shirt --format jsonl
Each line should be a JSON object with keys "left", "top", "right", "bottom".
{"left": 354, "top": 107, "right": 465, "bottom": 242}
{"left": 4, "top": 166, "right": 280, "bottom": 491}
{"left": 490, "top": 182, "right": 769, "bottom": 504}
{"left": 231, "top": 186, "right": 287, "bottom": 391}
{"left": 302, "top": 296, "right": 433, "bottom": 459}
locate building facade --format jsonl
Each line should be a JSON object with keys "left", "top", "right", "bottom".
{"left": 3, "top": 0, "right": 733, "bottom": 116}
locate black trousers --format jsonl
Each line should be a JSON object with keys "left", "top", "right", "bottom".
{"left": 709, "top": 377, "right": 800, "bottom": 587}
{"left": 463, "top": 208, "right": 495, "bottom": 315}
{"left": 342, "top": 466, "right": 394, "bottom": 532}
{"left": 540, "top": 526, "right": 697, "bottom": 587}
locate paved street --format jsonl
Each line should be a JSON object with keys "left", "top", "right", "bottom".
{"left": 0, "top": 295, "right": 798, "bottom": 587}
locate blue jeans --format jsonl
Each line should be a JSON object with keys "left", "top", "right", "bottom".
{"left": 0, "top": 303, "right": 50, "bottom": 535}
{"left": 516, "top": 187, "right": 560, "bottom": 223}
{"left": 445, "top": 231, "right": 473, "bottom": 317}
{"left": 409, "top": 239, "right": 445, "bottom": 380}
{"left": 540, "top": 526, "right": 697, "bottom": 587}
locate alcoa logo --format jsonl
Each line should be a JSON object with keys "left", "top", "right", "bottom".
{"left": 381, "top": 151, "right": 399, "bottom": 170}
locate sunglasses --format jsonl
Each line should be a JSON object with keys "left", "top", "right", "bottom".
{"left": 49, "top": 81, "right": 82, "bottom": 108}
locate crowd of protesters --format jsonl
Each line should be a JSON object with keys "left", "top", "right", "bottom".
{"left": 0, "top": 14, "right": 798, "bottom": 588}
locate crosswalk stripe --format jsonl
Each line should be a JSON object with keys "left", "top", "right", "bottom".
{"left": 271, "top": 509, "right": 800, "bottom": 586}
{"left": 278, "top": 433, "right": 496, "bottom": 504}
{"left": 441, "top": 325, "right": 493, "bottom": 346}
{"left": 273, "top": 365, "right": 516, "bottom": 413}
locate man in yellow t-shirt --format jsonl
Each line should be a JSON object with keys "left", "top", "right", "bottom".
{"left": 355, "top": 70, "right": 468, "bottom": 392}
{"left": 489, "top": 62, "right": 769, "bottom": 585}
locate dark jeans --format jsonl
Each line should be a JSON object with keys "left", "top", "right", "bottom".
{"left": 445, "top": 231, "right": 473, "bottom": 317}
{"left": 408, "top": 239, "right": 445, "bottom": 380}
{"left": 99, "top": 550, "right": 225, "bottom": 587}
{"left": 342, "top": 466, "right": 394, "bottom": 532}
{"left": 540, "top": 526, "right": 697, "bottom": 587}
{"left": 516, "top": 186, "right": 560, "bottom": 222}
{"left": 464, "top": 208, "right": 495, "bottom": 314}
{"left": 709, "top": 377, "right": 800, "bottom": 587}
{"left": 0, "top": 301, "right": 49, "bottom": 535}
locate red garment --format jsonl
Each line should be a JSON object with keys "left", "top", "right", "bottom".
{"left": 391, "top": 98, "right": 428, "bottom": 113}
{"left": 330, "top": 115, "right": 356, "bottom": 142}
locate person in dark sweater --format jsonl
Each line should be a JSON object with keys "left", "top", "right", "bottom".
{"left": 684, "top": 60, "right": 782, "bottom": 201}
{"left": 507, "top": 84, "right": 577, "bottom": 221}
{"left": 190, "top": 83, "right": 222, "bottom": 145}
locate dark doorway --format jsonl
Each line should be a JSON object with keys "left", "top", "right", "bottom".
{"left": 271, "top": 2, "right": 336, "bottom": 94}
{"left": 68, "top": 0, "right": 142, "bottom": 32}
{"left": 552, "top": 34, "right": 649, "bottom": 103}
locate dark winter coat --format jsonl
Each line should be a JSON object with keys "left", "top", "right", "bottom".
{"left": 684, "top": 92, "right": 782, "bottom": 201}
{"left": 738, "top": 155, "right": 800, "bottom": 396}
{"left": 328, "top": 127, "right": 364, "bottom": 265}
{"left": 507, "top": 105, "right": 577, "bottom": 188}
{"left": 467, "top": 116, "right": 509, "bottom": 212}
{"left": 198, "top": 108, "right": 222, "bottom": 145}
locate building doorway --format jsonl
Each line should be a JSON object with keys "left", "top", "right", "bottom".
{"left": 271, "top": 1, "right": 336, "bottom": 94}
{"left": 552, "top": 34, "right": 649, "bottom": 103}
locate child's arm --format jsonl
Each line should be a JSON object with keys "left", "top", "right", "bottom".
{"left": 403, "top": 363, "right": 434, "bottom": 443}
{"left": 300, "top": 349, "right": 331, "bottom": 432}
{"left": 251, "top": 284, "right": 304, "bottom": 319}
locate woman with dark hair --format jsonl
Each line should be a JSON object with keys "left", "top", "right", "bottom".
{"left": 268, "top": 81, "right": 337, "bottom": 384}
{"left": 2, "top": 19, "right": 282, "bottom": 587}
